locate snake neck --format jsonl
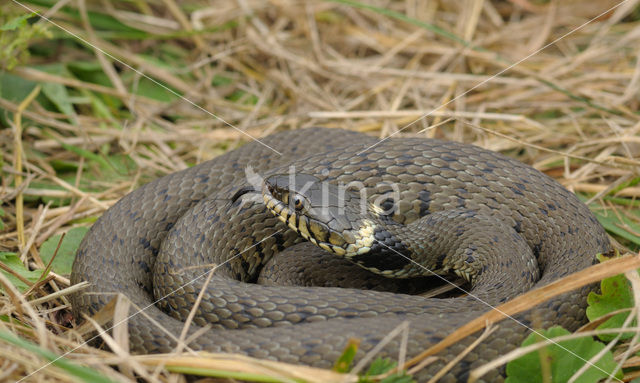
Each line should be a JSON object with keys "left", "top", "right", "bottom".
{"left": 262, "top": 174, "right": 539, "bottom": 293}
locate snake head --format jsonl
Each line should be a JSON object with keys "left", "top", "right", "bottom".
{"left": 262, "top": 173, "right": 381, "bottom": 258}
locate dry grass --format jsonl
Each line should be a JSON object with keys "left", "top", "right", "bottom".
{"left": 1, "top": 0, "right": 640, "bottom": 382}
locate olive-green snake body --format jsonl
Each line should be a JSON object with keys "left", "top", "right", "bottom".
{"left": 70, "top": 128, "right": 610, "bottom": 382}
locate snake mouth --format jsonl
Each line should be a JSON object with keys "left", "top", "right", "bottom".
{"left": 262, "top": 177, "right": 354, "bottom": 257}
{"left": 262, "top": 175, "right": 385, "bottom": 260}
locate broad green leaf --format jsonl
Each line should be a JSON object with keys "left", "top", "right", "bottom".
{"left": 587, "top": 272, "right": 636, "bottom": 341}
{"left": 505, "top": 327, "right": 619, "bottom": 383}
{"left": 0, "top": 72, "right": 37, "bottom": 103}
{"left": 34, "top": 64, "right": 77, "bottom": 120}
{"left": 590, "top": 206, "right": 640, "bottom": 248}
{"left": 67, "top": 61, "right": 113, "bottom": 87}
{"left": 578, "top": 195, "right": 640, "bottom": 249}
{"left": 0, "top": 252, "right": 45, "bottom": 292}
{"left": 40, "top": 227, "right": 89, "bottom": 275}
{"left": 41, "top": 82, "right": 76, "bottom": 119}
{"left": 129, "top": 76, "right": 178, "bottom": 102}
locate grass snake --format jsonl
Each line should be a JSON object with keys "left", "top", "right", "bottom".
{"left": 70, "top": 128, "right": 610, "bottom": 382}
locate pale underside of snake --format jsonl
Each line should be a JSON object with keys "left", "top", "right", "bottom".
{"left": 70, "top": 128, "right": 610, "bottom": 382}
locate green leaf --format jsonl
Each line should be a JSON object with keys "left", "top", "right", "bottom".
{"left": 327, "top": 0, "right": 468, "bottom": 47}
{"left": 41, "top": 82, "right": 76, "bottom": 118}
{"left": 0, "top": 72, "right": 37, "bottom": 103}
{"left": 579, "top": 196, "right": 640, "bottom": 250}
{"left": 587, "top": 273, "right": 636, "bottom": 341}
{"left": 1, "top": 13, "right": 33, "bottom": 31}
{"left": 333, "top": 338, "right": 359, "bottom": 373}
{"left": 0, "top": 330, "right": 116, "bottom": 383}
{"left": 505, "top": 327, "right": 619, "bottom": 383}
{"left": 40, "top": 227, "right": 89, "bottom": 275}
{"left": 365, "top": 358, "right": 397, "bottom": 375}
{"left": 32, "top": 64, "right": 78, "bottom": 121}
{"left": 591, "top": 206, "right": 640, "bottom": 248}
{"left": 379, "top": 373, "right": 414, "bottom": 383}
{"left": 358, "top": 358, "right": 415, "bottom": 383}
{"left": 0, "top": 252, "right": 45, "bottom": 292}
{"left": 130, "top": 76, "right": 178, "bottom": 102}
{"left": 25, "top": 0, "right": 144, "bottom": 34}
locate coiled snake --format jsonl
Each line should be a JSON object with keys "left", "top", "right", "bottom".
{"left": 70, "top": 128, "right": 610, "bottom": 382}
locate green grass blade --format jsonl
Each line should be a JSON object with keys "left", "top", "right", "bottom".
{"left": 0, "top": 330, "right": 117, "bottom": 383}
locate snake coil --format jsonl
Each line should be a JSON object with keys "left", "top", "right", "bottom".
{"left": 71, "top": 128, "right": 610, "bottom": 382}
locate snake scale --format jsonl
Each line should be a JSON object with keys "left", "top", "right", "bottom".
{"left": 70, "top": 128, "right": 611, "bottom": 382}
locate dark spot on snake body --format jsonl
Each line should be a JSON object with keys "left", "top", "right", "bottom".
{"left": 462, "top": 210, "right": 477, "bottom": 218}
{"left": 163, "top": 194, "right": 171, "bottom": 202}
{"left": 138, "top": 260, "right": 151, "bottom": 273}
{"left": 481, "top": 162, "right": 497, "bottom": 173}
{"left": 356, "top": 241, "right": 411, "bottom": 271}
{"left": 513, "top": 220, "right": 522, "bottom": 233}
{"left": 89, "top": 302, "right": 101, "bottom": 314}
{"left": 374, "top": 228, "right": 392, "bottom": 241}
{"left": 547, "top": 203, "right": 556, "bottom": 211}
{"left": 358, "top": 164, "right": 375, "bottom": 172}
{"left": 509, "top": 186, "right": 524, "bottom": 196}
{"left": 195, "top": 174, "right": 210, "bottom": 183}
{"left": 418, "top": 190, "right": 431, "bottom": 215}
{"left": 379, "top": 198, "right": 396, "bottom": 215}
{"left": 533, "top": 243, "right": 542, "bottom": 259}
{"left": 273, "top": 232, "right": 286, "bottom": 250}
{"left": 139, "top": 238, "right": 154, "bottom": 252}
{"left": 240, "top": 258, "right": 252, "bottom": 273}
{"left": 539, "top": 208, "right": 548, "bottom": 216}
{"left": 441, "top": 154, "right": 457, "bottom": 162}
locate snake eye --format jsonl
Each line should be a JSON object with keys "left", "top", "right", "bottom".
{"left": 293, "top": 195, "right": 304, "bottom": 210}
